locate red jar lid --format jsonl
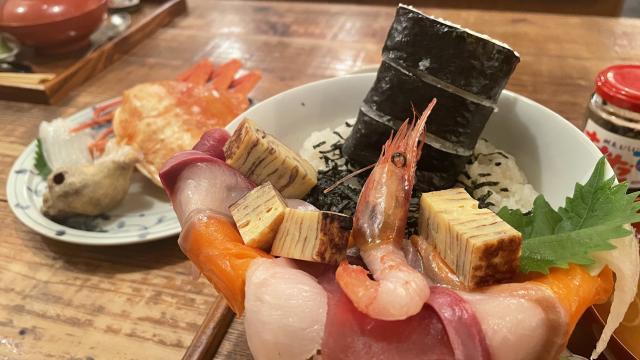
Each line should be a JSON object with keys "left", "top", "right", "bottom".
{"left": 595, "top": 64, "right": 640, "bottom": 113}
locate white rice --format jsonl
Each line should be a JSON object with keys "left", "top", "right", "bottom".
{"left": 459, "top": 139, "right": 538, "bottom": 212}
{"left": 299, "top": 123, "right": 538, "bottom": 213}
{"left": 299, "top": 121, "right": 353, "bottom": 171}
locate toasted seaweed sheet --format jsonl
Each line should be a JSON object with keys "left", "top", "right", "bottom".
{"left": 364, "top": 60, "right": 493, "bottom": 150}
{"left": 383, "top": 5, "right": 520, "bottom": 101}
{"left": 343, "top": 107, "right": 471, "bottom": 192}
{"left": 342, "top": 108, "right": 395, "bottom": 167}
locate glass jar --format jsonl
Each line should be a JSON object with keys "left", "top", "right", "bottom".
{"left": 584, "top": 64, "right": 640, "bottom": 188}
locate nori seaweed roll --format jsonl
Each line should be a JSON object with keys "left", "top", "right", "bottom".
{"left": 343, "top": 106, "right": 473, "bottom": 191}
{"left": 342, "top": 107, "right": 401, "bottom": 167}
{"left": 383, "top": 5, "right": 520, "bottom": 102}
{"left": 342, "top": 4, "right": 519, "bottom": 191}
{"left": 363, "top": 60, "right": 494, "bottom": 150}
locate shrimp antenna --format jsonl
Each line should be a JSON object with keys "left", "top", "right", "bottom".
{"left": 417, "top": 98, "right": 437, "bottom": 148}
{"left": 323, "top": 163, "right": 375, "bottom": 194}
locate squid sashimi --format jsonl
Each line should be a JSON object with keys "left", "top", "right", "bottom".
{"left": 590, "top": 233, "right": 639, "bottom": 359}
{"left": 245, "top": 258, "right": 327, "bottom": 360}
{"left": 336, "top": 100, "right": 436, "bottom": 321}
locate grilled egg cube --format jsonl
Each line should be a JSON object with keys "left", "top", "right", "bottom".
{"left": 419, "top": 188, "right": 522, "bottom": 288}
{"left": 224, "top": 119, "right": 317, "bottom": 199}
{"left": 271, "top": 209, "right": 351, "bottom": 264}
{"left": 230, "top": 182, "right": 288, "bottom": 250}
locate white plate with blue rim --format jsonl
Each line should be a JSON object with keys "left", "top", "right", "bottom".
{"left": 6, "top": 100, "right": 181, "bottom": 246}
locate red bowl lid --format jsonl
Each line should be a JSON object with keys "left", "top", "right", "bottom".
{"left": 595, "top": 64, "right": 640, "bottom": 113}
{"left": 0, "top": 0, "right": 106, "bottom": 27}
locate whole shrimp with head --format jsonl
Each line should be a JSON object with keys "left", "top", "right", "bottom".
{"left": 336, "top": 99, "right": 436, "bottom": 321}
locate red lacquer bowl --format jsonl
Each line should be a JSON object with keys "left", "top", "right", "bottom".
{"left": 0, "top": 0, "right": 107, "bottom": 54}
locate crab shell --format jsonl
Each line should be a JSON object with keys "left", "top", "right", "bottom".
{"left": 112, "top": 80, "right": 249, "bottom": 187}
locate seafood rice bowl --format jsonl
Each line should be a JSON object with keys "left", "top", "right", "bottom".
{"left": 158, "top": 5, "right": 639, "bottom": 360}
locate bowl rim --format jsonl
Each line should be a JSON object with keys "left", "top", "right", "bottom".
{"left": 0, "top": 0, "right": 107, "bottom": 28}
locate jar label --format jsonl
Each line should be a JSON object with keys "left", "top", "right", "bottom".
{"left": 584, "top": 118, "right": 640, "bottom": 187}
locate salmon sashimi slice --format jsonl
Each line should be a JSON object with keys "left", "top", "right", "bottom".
{"left": 180, "top": 211, "right": 271, "bottom": 314}
{"left": 532, "top": 264, "right": 614, "bottom": 338}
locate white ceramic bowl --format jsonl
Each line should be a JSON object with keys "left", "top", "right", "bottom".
{"left": 227, "top": 72, "right": 611, "bottom": 208}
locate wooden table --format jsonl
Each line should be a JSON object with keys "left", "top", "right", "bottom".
{"left": 1, "top": 1, "right": 639, "bottom": 359}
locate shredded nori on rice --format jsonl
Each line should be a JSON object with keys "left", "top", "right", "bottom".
{"left": 305, "top": 164, "right": 365, "bottom": 216}
{"left": 473, "top": 181, "right": 500, "bottom": 190}
{"left": 304, "top": 133, "right": 366, "bottom": 217}
{"left": 312, "top": 141, "right": 326, "bottom": 149}
{"left": 476, "top": 190, "right": 495, "bottom": 209}
{"left": 303, "top": 130, "right": 424, "bottom": 236}
{"left": 303, "top": 127, "right": 523, "bottom": 236}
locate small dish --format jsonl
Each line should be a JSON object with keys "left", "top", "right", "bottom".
{"left": 0, "top": 0, "right": 108, "bottom": 54}
{"left": 7, "top": 99, "right": 180, "bottom": 246}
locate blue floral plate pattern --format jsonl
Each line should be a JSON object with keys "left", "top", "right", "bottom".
{"left": 7, "top": 101, "right": 181, "bottom": 246}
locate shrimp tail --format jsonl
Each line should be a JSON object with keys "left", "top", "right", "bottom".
{"left": 336, "top": 260, "right": 379, "bottom": 312}
{"left": 337, "top": 244, "right": 431, "bottom": 320}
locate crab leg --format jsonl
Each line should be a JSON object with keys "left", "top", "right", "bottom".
{"left": 229, "top": 71, "right": 262, "bottom": 96}
{"left": 177, "top": 59, "right": 216, "bottom": 85}
{"left": 88, "top": 127, "right": 114, "bottom": 156}
{"left": 210, "top": 59, "right": 242, "bottom": 92}
{"left": 71, "top": 98, "right": 122, "bottom": 133}
{"left": 71, "top": 113, "right": 116, "bottom": 133}
{"left": 93, "top": 98, "right": 122, "bottom": 117}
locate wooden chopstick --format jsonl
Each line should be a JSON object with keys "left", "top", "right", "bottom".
{"left": 0, "top": 72, "right": 56, "bottom": 86}
{"left": 181, "top": 297, "right": 235, "bottom": 360}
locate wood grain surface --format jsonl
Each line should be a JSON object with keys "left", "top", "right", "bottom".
{"left": 1, "top": 1, "right": 640, "bottom": 359}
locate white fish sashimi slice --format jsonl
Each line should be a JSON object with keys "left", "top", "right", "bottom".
{"left": 38, "top": 117, "right": 93, "bottom": 170}
{"left": 457, "top": 283, "right": 567, "bottom": 360}
{"left": 171, "top": 160, "right": 254, "bottom": 225}
{"left": 245, "top": 258, "right": 327, "bottom": 360}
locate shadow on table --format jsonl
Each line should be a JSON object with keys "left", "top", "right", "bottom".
{"left": 37, "top": 234, "right": 189, "bottom": 275}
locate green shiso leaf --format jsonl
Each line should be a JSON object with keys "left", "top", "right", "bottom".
{"left": 34, "top": 139, "right": 52, "bottom": 179}
{"left": 498, "top": 157, "right": 640, "bottom": 274}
